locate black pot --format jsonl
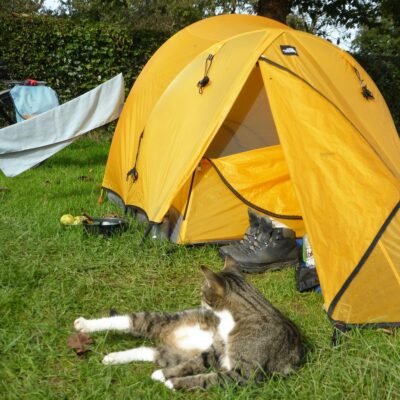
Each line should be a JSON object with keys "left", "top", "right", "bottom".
{"left": 83, "top": 217, "right": 128, "bottom": 237}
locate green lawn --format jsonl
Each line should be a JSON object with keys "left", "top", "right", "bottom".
{"left": 1, "top": 135, "right": 399, "bottom": 399}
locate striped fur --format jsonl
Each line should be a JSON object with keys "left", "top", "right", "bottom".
{"left": 74, "top": 257, "right": 303, "bottom": 390}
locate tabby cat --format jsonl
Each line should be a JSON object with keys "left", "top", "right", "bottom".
{"left": 73, "top": 257, "right": 303, "bottom": 390}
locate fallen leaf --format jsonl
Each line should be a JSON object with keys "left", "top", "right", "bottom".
{"left": 104, "top": 213, "right": 120, "bottom": 218}
{"left": 67, "top": 333, "right": 93, "bottom": 355}
{"left": 78, "top": 176, "right": 94, "bottom": 182}
{"left": 378, "top": 328, "right": 395, "bottom": 335}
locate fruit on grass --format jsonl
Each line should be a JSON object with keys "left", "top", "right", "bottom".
{"left": 60, "top": 214, "right": 75, "bottom": 225}
{"left": 73, "top": 216, "right": 86, "bottom": 225}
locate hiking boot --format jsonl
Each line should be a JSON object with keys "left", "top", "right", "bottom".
{"left": 227, "top": 227, "right": 299, "bottom": 273}
{"left": 219, "top": 209, "right": 271, "bottom": 258}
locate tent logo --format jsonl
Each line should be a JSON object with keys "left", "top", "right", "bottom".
{"left": 280, "top": 45, "right": 298, "bottom": 56}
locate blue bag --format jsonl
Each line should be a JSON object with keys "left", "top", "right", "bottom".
{"left": 10, "top": 85, "right": 59, "bottom": 122}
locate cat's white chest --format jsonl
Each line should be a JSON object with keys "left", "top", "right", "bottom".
{"left": 214, "top": 310, "right": 235, "bottom": 370}
{"left": 174, "top": 324, "right": 214, "bottom": 351}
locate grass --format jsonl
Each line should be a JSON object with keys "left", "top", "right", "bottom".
{"left": 1, "top": 134, "right": 399, "bottom": 399}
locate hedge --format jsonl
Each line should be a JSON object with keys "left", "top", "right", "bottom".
{"left": 0, "top": 14, "right": 398, "bottom": 131}
{"left": 0, "top": 14, "right": 171, "bottom": 102}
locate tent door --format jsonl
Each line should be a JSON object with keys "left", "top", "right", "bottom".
{"left": 205, "top": 65, "right": 279, "bottom": 159}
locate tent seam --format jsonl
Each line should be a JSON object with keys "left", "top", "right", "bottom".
{"left": 328, "top": 318, "right": 400, "bottom": 329}
{"left": 258, "top": 56, "right": 393, "bottom": 176}
{"left": 182, "top": 170, "right": 196, "bottom": 221}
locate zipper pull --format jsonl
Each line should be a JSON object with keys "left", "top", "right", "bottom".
{"left": 127, "top": 131, "right": 144, "bottom": 183}
{"left": 126, "top": 167, "right": 139, "bottom": 182}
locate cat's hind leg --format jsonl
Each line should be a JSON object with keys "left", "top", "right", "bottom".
{"left": 164, "top": 372, "right": 219, "bottom": 390}
{"left": 164, "top": 370, "right": 246, "bottom": 390}
{"left": 74, "top": 316, "right": 131, "bottom": 333}
{"left": 102, "top": 346, "right": 157, "bottom": 365}
{"left": 151, "top": 351, "right": 216, "bottom": 384}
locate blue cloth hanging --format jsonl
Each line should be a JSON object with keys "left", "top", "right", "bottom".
{"left": 10, "top": 85, "right": 59, "bottom": 122}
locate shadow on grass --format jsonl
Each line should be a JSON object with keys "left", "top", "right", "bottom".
{"left": 46, "top": 152, "right": 109, "bottom": 168}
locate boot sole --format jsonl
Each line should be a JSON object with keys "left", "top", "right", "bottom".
{"left": 219, "top": 246, "right": 240, "bottom": 259}
{"left": 238, "top": 258, "right": 299, "bottom": 273}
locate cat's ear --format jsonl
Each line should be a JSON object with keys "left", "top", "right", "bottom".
{"left": 200, "top": 265, "right": 225, "bottom": 296}
{"left": 222, "top": 256, "right": 243, "bottom": 275}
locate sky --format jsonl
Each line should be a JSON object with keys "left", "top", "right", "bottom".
{"left": 43, "top": 0, "right": 60, "bottom": 10}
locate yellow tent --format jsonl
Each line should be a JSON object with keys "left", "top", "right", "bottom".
{"left": 102, "top": 14, "right": 400, "bottom": 328}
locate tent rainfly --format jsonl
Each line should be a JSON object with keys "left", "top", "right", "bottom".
{"left": 102, "top": 15, "right": 400, "bottom": 329}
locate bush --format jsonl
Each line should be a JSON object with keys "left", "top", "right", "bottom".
{"left": 352, "top": 18, "right": 400, "bottom": 132}
{"left": 1, "top": 13, "right": 398, "bottom": 133}
{"left": 0, "top": 14, "right": 170, "bottom": 102}
{"left": 354, "top": 53, "right": 400, "bottom": 132}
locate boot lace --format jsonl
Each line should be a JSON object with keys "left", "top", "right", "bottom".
{"left": 238, "top": 231, "right": 272, "bottom": 255}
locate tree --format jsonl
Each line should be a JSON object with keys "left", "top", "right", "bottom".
{"left": 0, "top": 0, "right": 44, "bottom": 14}
{"left": 256, "top": 0, "right": 290, "bottom": 22}
{"left": 53, "top": 1, "right": 383, "bottom": 39}
{"left": 381, "top": 0, "right": 400, "bottom": 25}
{"left": 254, "top": 0, "right": 381, "bottom": 38}
{"left": 58, "top": 0, "right": 213, "bottom": 30}
{"left": 352, "top": 0, "right": 400, "bottom": 131}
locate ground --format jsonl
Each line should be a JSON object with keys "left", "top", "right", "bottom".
{"left": 0, "top": 134, "right": 399, "bottom": 399}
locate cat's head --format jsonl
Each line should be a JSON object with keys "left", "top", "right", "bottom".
{"left": 200, "top": 256, "right": 249, "bottom": 312}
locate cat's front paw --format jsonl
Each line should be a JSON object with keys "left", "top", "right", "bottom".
{"left": 164, "top": 379, "right": 175, "bottom": 391}
{"left": 102, "top": 353, "right": 117, "bottom": 365}
{"left": 151, "top": 370, "right": 175, "bottom": 390}
{"left": 74, "top": 317, "right": 90, "bottom": 333}
{"left": 102, "top": 352, "right": 128, "bottom": 365}
{"left": 151, "top": 369, "right": 166, "bottom": 383}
